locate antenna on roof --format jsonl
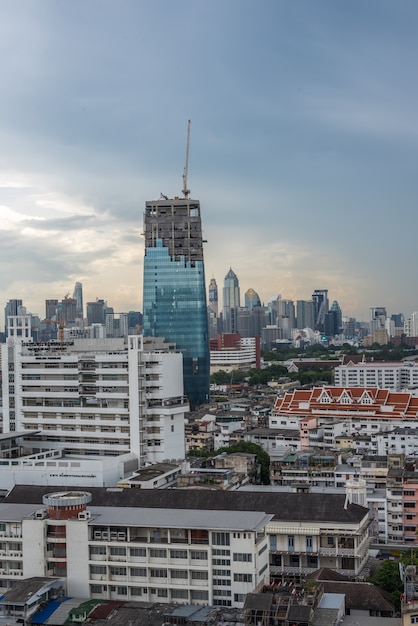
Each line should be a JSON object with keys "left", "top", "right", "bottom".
{"left": 182, "top": 119, "right": 191, "bottom": 198}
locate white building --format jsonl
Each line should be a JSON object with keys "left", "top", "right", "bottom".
{"left": 2, "top": 315, "right": 188, "bottom": 486}
{"left": 334, "top": 360, "right": 418, "bottom": 391}
{"left": 0, "top": 490, "right": 272, "bottom": 608}
{"left": 210, "top": 337, "right": 259, "bottom": 373}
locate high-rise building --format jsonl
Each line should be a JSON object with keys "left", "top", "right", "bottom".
{"left": 142, "top": 196, "right": 209, "bottom": 408}
{"left": 45, "top": 299, "right": 58, "bottom": 320}
{"left": 4, "top": 299, "right": 22, "bottom": 334}
{"left": 208, "top": 277, "right": 218, "bottom": 317}
{"left": 312, "top": 289, "right": 329, "bottom": 334}
{"left": 245, "top": 288, "right": 261, "bottom": 310}
{"left": 370, "top": 307, "right": 387, "bottom": 333}
{"left": 223, "top": 268, "right": 240, "bottom": 333}
{"left": 72, "top": 281, "right": 83, "bottom": 319}
{"left": 296, "top": 300, "right": 314, "bottom": 330}
{"left": 87, "top": 299, "right": 107, "bottom": 325}
{"left": 2, "top": 319, "right": 187, "bottom": 466}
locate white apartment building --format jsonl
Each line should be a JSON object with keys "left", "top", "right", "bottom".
{"left": 405, "top": 312, "right": 418, "bottom": 337}
{"left": 334, "top": 360, "right": 418, "bottom": 391}
{"left": 2, "top": 315, "right": 188, "bottom": 485}
{"left": 0, "top": 490, "right": 272, "bottom": 608}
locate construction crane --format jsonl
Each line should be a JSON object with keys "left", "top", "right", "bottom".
{"left": 182, "top": 119, "right": 191, "bottom": 198}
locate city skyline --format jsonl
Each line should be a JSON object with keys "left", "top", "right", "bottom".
{"left": 1, "top": 1, "right": 418, "bottom": 322}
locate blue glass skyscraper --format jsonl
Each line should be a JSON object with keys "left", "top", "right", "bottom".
{"left": 142, "top": 196, "right": 210, "bottom": 408}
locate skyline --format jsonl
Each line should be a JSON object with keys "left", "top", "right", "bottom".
{"left": 1, "top": 1, "right": 418, "bottom": 323}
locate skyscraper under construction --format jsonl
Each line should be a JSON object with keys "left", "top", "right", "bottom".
{"left": 142, "top": 123, "right": 209, "bottom": 408}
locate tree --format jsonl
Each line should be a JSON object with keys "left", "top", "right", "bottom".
{"left": 211, "top": 442, "right": 271, "bottom": 485}
{"left": 369, "top": 559, "right": 402, "bottom": 610}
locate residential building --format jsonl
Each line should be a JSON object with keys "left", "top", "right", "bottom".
{"left": 2, "top": 485, "right": 370, "bottom": 602}
{"left": 1, "top": 316, "right": 187, "bottom": 485}
{"left": 4, "top": 299, "right": 23, "bottom": 335}
{"left": 142, "top": 195, "right": 210, "bottom": 408}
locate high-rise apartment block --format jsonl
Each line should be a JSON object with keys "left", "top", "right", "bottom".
{"left": 142, "top": 196, "right": 209, "bottom": 408}
{"left": 2, "top": 315, "right": 187, "bottom": 484}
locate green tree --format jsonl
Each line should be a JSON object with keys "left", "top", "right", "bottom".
{"left": 369, "top": 560, "right": 402, "bottom": 610}
{"left": 211, "top": 442, "right": 271, "bottom": 484}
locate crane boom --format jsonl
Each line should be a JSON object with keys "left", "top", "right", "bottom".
{"left": 182, "top": 119, "right": 191, "bottom": 198}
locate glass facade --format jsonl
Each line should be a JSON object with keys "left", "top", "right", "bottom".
{"left": 142, "top": 197, "right": 210, "bottom": 407}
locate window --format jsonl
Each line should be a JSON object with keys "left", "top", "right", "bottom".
{"left": 130, "top": 568, "right": 146, "bottom": 577}
{"left": 109, "top": 546, "right": 126, "bottom": 556}
{"left": 212, "top": 532, "right": 230, "bottom": 546}
{"left": 91, "top": 565, "right": 106, "bottom": 575}
{"left": 306, "top": 536, "right": 313, "bottom": 551}
{"left": 234, "top": 593, "right": 246, "bottom": 603}
{"left": 191, "top": 550, "right": 207, "bottom": 560}
{"left": 234, "top": 573, "right": 253, "bottom": 582}
{"left": 233, "top": 553, "right": 252, "bottom": 562}
{"left": 191, "top": 590, "right": 209, "bottom": 600}
{"left": 171, "top": 570, "right": 188, "bottom": 579}
{"left": 109, "top": 567, "right": 126, "bottom": 576}
{"left": 149, "top": 549, "right": 166, "bottom": 558}
{"left": 117, "top": 586, "right": 127, "bottom": 595}
{"left": 158, "top": 588, "right": 168, "bottom": 597}
{"left": 288, "top": 535, "right": 294, "bottom": 551}
{"left": 212, "top": 559, "right": 230, "bottom": 566}
{"left": 150, "top": 569, "right": 167, "bottom": 578}
{"left": 213, "top": 569, "right": 230, "bottom": 576}
{"left": 191, "top": 570, "right": 208, "bottom": 580}
{"left": 130, "top": 548, "right": 146, "bottom": 557}
{"left": 171, "top": 589, "right": 188, "bottom": 599}
{"left": 170, "top": 549, "right": 187, "bottom": 559}
{"left": 410, "top": 615, "right": 418, "bottom": 623}
{"left": 258, "top": 544, "right": 267, "bottom": 556}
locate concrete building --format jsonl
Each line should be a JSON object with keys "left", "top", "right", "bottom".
{"left": 1, "top": 315, "right": 187, "bottom": 487}
{"left": 142, "top": 195, "right": 210, "bottom": 409}
{"left": 222, "top": 268, "right": 240, "bottom": 334}
{"left": 1, "top": 485, "right": 370, "bottom": 604}
{"left": 334, "top": 360, "right": 418, "bottom": 391}
{"left": 209, "top": 335, "right": 260, "bottom": 373}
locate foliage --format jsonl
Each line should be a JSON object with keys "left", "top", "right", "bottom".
{"left": 211, "top": 441, "right": 271, "bottom": 484}
{"left": 369, "top": 559, "right": 402, "bottom": 610}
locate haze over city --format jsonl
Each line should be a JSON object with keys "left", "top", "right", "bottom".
{"left": 1, "top": 0, "right": 418, "bottom": 324}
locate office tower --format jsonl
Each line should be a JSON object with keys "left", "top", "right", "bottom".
{"left": 208, "top": 277, "right": 218, "bottom": 317}
{"left": 128, "top": 310, "right": 142, "bottom": 335}
{"left": 245, "top": 288, "right": 261, "bottom": 310}
{"left": 312, "top": 289, "right": 329, "bottom": 334}
{"left": 342, "top": 316, "right": 356, "bottom": 339}
{"left": 142, "top": 196, "right": 209, "bottom": 408}
{"left": 223, "top": 268, "right": 240, "bottom": 333}
{"left": 72, "top": 281, "right": 83, "bottom": 319}
{"left": 325, "top": 300, "right": 343, "bottom": 337}
{"left": 60, "top": 295, "right": 77, "bottom": 325}
{"left": 87, "top": 299, "right": 107, "bottom": 325}
{"left": 391, "top": 313, "right": 405, "bottom": 328}
{"left": 296, "top": 300, "right": 314, "bottom": 329}
{"left": 370, "top": 307, "right": 387, "bottom": 333}
{"left": 45, "top": 299, "right": 58, "bottom": 320}
{"left": 4, "top": 299, "right": 22, "bottom": 335}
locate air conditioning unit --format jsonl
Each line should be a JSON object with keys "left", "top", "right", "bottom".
{"left": 78, "top": 510, "right": 91, "bottom": 521}
{"left": 35, "top": 509, "right": 48, "bottom": 520}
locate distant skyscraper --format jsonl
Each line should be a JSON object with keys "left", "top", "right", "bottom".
{"left": 370, "top": 307, "right": 387, "bottom": 333}
{"left": 45, "top": 299, "right": 58, "bottom": 321}
{"left": 4, "top": 299, "right": 22, "bottom": 335}
{"left": 142, "top": 195, "right": 209, "bottom": 408}
{"left": 87, "top": 299, "right": 107, "bottom": 325}
{"left": 296, "top": 300, "right": 314, "bottom": 329}
{"left": 312, "top": 289, "right": 329, "bottom": 334}
{"left": 245, "top": 288, "right": 261, "bottom": 310}
{"left": 223, "top": 268, "right": 240, "bottom": 333}
{"left": 208, "top": 277, "right": 218, "bottom": 317}
{"left": 72, "top": 282, "right": 83, "bottom": 319}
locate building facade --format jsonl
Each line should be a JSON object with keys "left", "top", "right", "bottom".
{"left": 142, "top": 197, "right": 210, "bottom": 408}
{"left": 2, "top": 317, "right": 187, "bottom": 468}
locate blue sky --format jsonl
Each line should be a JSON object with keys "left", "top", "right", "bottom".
{"left": 0, "top": 0, "right": 417, "bottom": 324}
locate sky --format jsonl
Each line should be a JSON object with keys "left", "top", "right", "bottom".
{"left": 1, "top": 0, "right": 418, "bottom": 325}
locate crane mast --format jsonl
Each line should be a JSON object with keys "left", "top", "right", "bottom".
{"left": 182, "top": 119, "right": 191, "bottom": 198}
